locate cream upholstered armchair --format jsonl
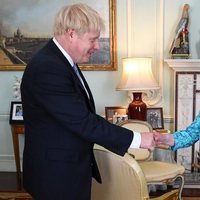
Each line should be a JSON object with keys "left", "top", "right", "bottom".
{"left": 118, "top": 120, "right": 185, "bottom": 200}
{"left": 91, "top": 149, "right": 179, "bottom": 200}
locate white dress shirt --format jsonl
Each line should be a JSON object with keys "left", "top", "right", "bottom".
{"left": 130, "top": 131, "right": 141, "bottom": 148}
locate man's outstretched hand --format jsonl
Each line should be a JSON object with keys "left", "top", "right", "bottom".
{"left": 140, "top": 132, "right": 156, "bottom": 151}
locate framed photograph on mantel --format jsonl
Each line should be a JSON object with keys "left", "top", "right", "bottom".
{"left": 105, "top": 106, "right": 128, "bottom": 124}
{"left": 0, "top": 0, "right": 117, "bottom": 71}
{"left": 146, "top": 107, "right": 164, "bottom": 129}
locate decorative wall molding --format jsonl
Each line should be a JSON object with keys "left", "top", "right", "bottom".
{"left": 127, "top": 90, "right": 162, "bottom": 106}
{"left": 0, "top": 112, "right": 22, "bottom": 171}
{"left": 0, "top": 155, "right": 17, "bottom": 172}
{"left": 0, "top": 113, "right": 9, "bottom": 121}
{"left": 163, "top": 115, "right": 174, "bottom": 123}
{"left": 154, "top": 0, "right": 164, "bottom": 106}
{"left": 142, "top": 90, "right": 162, "bottom": 106}
{"left": 155, "top": 0, "right": 164, "bottom": 93}
{"left": 126, "top": 0, "right": 164, "bottom": 106}
{"left": 127, "top": 0, "right": 134, "bottom": 57}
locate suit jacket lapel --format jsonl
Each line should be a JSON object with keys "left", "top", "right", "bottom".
{"left": 46, "top": 39, "right": 96, "bottom": 113}
{"left": 77, "top": 67, "right": 96, "bottom": 113}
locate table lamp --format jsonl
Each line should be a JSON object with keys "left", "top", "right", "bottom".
{"left": 116, "top": 57, "right": 159, "bottom": 121}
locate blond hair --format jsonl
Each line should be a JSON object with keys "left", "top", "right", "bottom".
{"left": 53, "top": 3, "right": 105, "bottom": 36}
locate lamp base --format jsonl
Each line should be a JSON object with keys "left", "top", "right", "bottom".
{"left": 128, "top": 92, "right": 147, "bottom": 121}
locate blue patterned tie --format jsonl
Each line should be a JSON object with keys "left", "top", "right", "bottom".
{"left": 73, "top": 63, "right": 90, "bottom": 98}
{"left": 73, "top": 64, "right": 81, "bottom": 80}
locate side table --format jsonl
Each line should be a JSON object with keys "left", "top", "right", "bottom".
{"left": 11, "top": 124, "right": 25, "bottom": 189}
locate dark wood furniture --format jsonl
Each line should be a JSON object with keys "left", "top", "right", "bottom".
{"left": 11, "top": 124, "right": 25, "bottom": 190}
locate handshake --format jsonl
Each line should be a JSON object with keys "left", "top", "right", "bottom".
{"left": 140, "top": 131, "right": 175, "bottom": 151}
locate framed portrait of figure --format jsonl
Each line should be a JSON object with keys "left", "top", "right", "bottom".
{"left": 146, "top": 107, "right": 164, "bottom": 129}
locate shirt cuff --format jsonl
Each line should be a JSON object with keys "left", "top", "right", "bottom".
{"left": 129, "top": 131, "right": 141, "bottom": 148}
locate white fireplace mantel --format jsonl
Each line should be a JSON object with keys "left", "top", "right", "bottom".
{"left": 164, "top": 59, "right": 200, "bottom": 71}
{"left": 164, "top": 58, "right": 200, "bottom": 175}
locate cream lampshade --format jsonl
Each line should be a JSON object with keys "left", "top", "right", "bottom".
{"left": 116, "top": 57, "right": 159, "bottom": 120}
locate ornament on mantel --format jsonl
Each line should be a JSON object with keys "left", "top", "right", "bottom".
{"left": 169, "top": 4, "right": 190, "bottom": 59}
{"left": 13, "top": 76, "right": 21, "bottom": 100}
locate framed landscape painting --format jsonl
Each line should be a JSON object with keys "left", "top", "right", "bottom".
{"left": 0, "top": 0, "right": 117, "bottom": 71}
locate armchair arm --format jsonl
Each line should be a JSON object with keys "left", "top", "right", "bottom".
{"left": 128, "top": 148, "right": 152, "bottom": 161}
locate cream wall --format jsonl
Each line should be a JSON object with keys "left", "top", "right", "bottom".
{"left": 0, "top": 0, "right": 200, "bottom": 171}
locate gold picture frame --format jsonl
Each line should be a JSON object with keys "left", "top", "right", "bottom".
{"left": 0, "top": 0, "right": 117, "bottom": 71}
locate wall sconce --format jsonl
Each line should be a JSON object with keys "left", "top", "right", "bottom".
{"left": 116, "top": 57, "right": 159, "bottom": 121}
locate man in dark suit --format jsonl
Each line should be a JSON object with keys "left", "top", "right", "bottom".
{"left": 21, "top": 3, "right": 155, "bottom": 200}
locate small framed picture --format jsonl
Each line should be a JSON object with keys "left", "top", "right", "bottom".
{"left": 105, "top": 106, "right": 128, "bottom": 124}
{"left": 9, "top": 101, "right": 24, "bottom": 124}
{"left": 146, "top": 107, "right": 164, "bottom": 129}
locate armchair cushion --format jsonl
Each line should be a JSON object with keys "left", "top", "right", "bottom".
{"left": 139, "top": 161, "right": 185, "bottom": 183}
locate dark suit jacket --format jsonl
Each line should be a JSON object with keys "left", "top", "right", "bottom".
{"left": 21, "top": 39, "right": 133, "bottom": 200}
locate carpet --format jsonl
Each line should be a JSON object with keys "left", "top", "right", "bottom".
{"left": 0, "top": 192, "right": 32, "bottom": 200}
